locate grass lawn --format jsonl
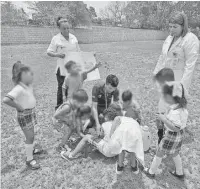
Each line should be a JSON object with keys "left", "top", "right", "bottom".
{"left": 1, "top": 41, "right": 200, "bottom": 189}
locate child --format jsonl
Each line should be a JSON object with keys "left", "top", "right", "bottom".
{"left": 62, "top": 60, "right": 101, "bottom": 101}
{"left": 154, "top": 68, "right": 175, "bottom": 144}
{"left": 144, "top": 82, "right": 188, "bottom": 179}
{"left": 3, "top": 61, "right": 42, "bottom": 170}
{"left": 122, "top": 90, "right": 142, "bottom": 124}
{"left": 53, "top": 89, "right": 88, "bottom": 151}
{"left": 61, "top": 106, "right": 144, "bottom": 176}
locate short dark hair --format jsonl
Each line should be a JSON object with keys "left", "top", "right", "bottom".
{"left": 56, "top": 16, "right": 69, "bottom": 27}
{"left": 163, "top": 83, "right": 187, "bottom": 108}
{"left": 154, "top": 68, "right": 175, "bottom": 84}
{"left": 76, "top": 105, "right": 91, "bottom": 118}
{"left": 122, "top": 90, "right": 132, "bottom": 102}
{"left": 106, "top": 74, "right": 119, "bottom": 88}
{"left": 109, "top": 103, "right": 122, "bottom": 116}
{"left": 65, "top": 61, "right": 76, "bottom": 71}
{"left": 103, "top": 107, "right": 119, "bottom": 121}
{"left": 12, "top": 61, "right": 30, "bottom": 84}
{"left": 72, "top": 89, "right": 88, "bottom": 103}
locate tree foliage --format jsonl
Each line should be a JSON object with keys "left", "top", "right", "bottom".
{"left": 100, "top": 1, "right": 200, "bottom": 29}
{"left": 27, "top": 1, "right": 91, "bottom": 27}
{"left": 1, "top": 1, "right": 28, "bottom": 25}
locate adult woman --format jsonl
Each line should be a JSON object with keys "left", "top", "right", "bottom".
{"left": 47, "top": 17, "right": 80, "bottom": 110}
{"left": 154, "top": 12, "right": 199, "bottom": 92}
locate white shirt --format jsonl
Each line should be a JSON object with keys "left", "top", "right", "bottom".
{"left": 47, "top": 33, "right": 80, "bottom": 76}
{"left": 154, "top": 32, "right": 199, "bottom": 91}
{"left": 7, "top": 83, "right": 36, "bottom": 109}
{"left": 165, "top": 104, "right": 188, "bottom": 130}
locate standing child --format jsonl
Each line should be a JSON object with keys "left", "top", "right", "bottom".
{"left": 62, "top": 60, "right": 101, "bottom": 101}
{"left": 154, "top": 68, "right": 175, "bottom": 144}
{"left": 3, "top": 61, "right": 42, "bottom": 170}
{"left": 53, "top": 89, "right": 88, "bottom": 151}
{"left": 122, "top": 90, "right": 142, "bottom": 124}
{"left": 144, "top": 82, "right": 188, "bottom": 179}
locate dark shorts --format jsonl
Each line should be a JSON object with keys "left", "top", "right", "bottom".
{"left": 17, "top": 108, "right": 37, "bottom": 131}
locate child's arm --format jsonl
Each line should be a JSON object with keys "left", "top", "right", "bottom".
{"left": 54, "top": 104, "right": 70, "bottom": 122}
{"left": 62, "top": 77, "right": 69, "bottom": 101}
{"left": 75, "top": 118, "right": 85, "bottom": 138}
{"left": 3, "top": 97, "right": 24, "bottom": 112}
{"left": 110, "top": 117, "right": 121, "bottom": 138}
{"left": 84, "top": 62, "right": 102, "bottom": 76}
{"left": 158, "top": 114, "right": 180, "bottom": 132}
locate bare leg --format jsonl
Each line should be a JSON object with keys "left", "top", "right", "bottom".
{"left": 61, "top": 126, "right": 72, "bottom": 146}
{"left": 130, "top": 152, "right": 136, "bottom": 167}
{"left": 71, "top": 137, "right": 88, "bottom": 157}
{"left": 118, "top": 151, "right": 125, "bottom": 167}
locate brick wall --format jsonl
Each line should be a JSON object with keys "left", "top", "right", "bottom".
{"left": 1, "top": 26, "right": 168, "bottom": 45}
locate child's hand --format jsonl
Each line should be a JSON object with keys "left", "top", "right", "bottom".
{"left": 17, "top": 105, "right": 24, "bottom": 112}
{"left": 57, "top": 53, "right": 65, "bottom": 59}
{"left": 95, "top": 62, "right": 102, "bottom": 69}
{"left": 156, "top": 113, "right": 166, "bottom": 122}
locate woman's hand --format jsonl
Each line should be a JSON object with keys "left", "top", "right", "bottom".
{"left": 156, "top": 113, "right": 166, "bottom": 122}
{"left": 57, "top": 53, "right": 65, "bottom": 59}
{"left": 16, "top": 105, "right": 25, "bottom": 112}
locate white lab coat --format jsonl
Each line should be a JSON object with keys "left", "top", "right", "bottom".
{"left": 154, "top": 32, "right": 199, "bottom": 92}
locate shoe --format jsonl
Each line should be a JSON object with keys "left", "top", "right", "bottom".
{"left": 143, "top": 167, "right": 155, "bottom": 178}
{"left": 169, "top": 170, "right": 184, "bottom": 179}
{"left": 116, "top": 163, "right": 124, "bottom": 174}
{"left": 131, "top": 160, "right": 139, "bottom": 174}
{"left": 33, "top": 148, "right": 43, "bottom": 155}
{"left": 26, "top": 159, "right": 40, "bottom": 170}
{"left": 60, "top": 150, "right": 82, "bottom": 161}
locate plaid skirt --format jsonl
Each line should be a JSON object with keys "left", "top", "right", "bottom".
{"left": 158, "top": 129, "right": 184, "bottom": 155}
{"left": 17, "top": 108, "right": 37, "bottom": 131}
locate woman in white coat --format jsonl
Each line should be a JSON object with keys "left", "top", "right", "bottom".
{"left": 154, "top": 11, "right": 199, "bottom": 144}
{"left": 47, "top": 17, "right": 80, "bottom": 110}
{"left": 154, "top": 12, "right": 199, "bottom": 92}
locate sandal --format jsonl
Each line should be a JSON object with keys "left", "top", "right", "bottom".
{"left": 143, "top": 168, "right": 155, "bottom": 178}
{"left": 26, "top": 159, "right": 40, "bottom": 170}
{"left": 33, "top": 148, "right": 43, "bottom": 155}
{"left": 169, "top": 170, "right": 184, "bottom": 179}
{"left": 60, "top": 150, "right": 82, "bottom": 161}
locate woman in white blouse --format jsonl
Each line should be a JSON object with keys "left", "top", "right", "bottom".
{"left": 154, "top": 12, "right": 199, "bottom": 92}
{"left": 47, "top": 17, "right": 80, "bottom": 110}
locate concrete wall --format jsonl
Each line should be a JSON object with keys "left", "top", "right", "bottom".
{"left": 1, "top": 26, "right": 168, "bottom": 45}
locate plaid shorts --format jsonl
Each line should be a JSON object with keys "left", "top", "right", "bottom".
{"left": 17, "top": 108, "right": 37, "bottom": 131}
{"left": 159, "top": 130, "right": 184, "bottom": 155}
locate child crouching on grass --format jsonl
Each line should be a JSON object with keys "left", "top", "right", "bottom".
{"left": 3, "top": 61, "right": 42, "bottom": 170}
{"left": 144, "top": 82, "right": 188, "bottom": 179}
{"left": 61, "top": 105, "right": 144, "bottom": 175}
{"left": 53, "top": 89, "right": 89, "bottom": 151}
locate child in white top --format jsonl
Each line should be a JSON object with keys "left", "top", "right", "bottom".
{"left": 3, "top": 61, "right": 42, "bottom": 170}
{"left": 144, "top": 82, "right": 188, "bottom": 179}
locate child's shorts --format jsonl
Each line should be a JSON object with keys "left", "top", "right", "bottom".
{"left": 88, "top": 137, "right": 116, "bottom": 157}
{"left": 17, "top": 108, "right": 37, "bottom": 131}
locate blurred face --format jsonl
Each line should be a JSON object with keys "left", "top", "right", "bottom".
{"left": 59, "top": 22, "right": 70, "bottom": 38}
{"left": 122, "top": 100, "right": 131, "bottom": 110}
{"left": 155, "top": 81, "right": 164, "bottom": 94}
{"left": 169, "top": 23, "right": 183, "bottom": 37}
{"left": 73, "top": 100, "right": 85, "bottom": 109}
{"left": 21, "top": 70, "right": 33, "bottom": 84}
{"left": 80, "top": 114, "right": 90, "bottom": 124}
{"left": 163, "top": 94, "right": 174, "bottom": 105}
{"left": 105, "top": 84, "right": 116, "bottom": 93}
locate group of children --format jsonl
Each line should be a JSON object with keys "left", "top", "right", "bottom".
{"left": 3, "top": 59, "right": 188, "bottom": 180}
